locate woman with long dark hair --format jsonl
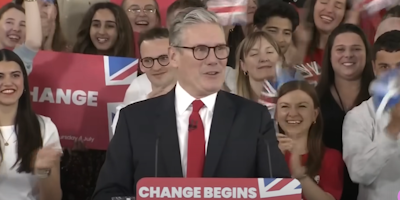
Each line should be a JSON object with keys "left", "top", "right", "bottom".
{"left": 316, "top": 23, "right": 375, "bottom": 199}
{"left": 276, "top": 80, "right": 344, "bottom": 200}
{"left": 73, "top": 2, "right": 135, "bottom": 57}
{"left": 0, "top": 49, "right": 62, "bottom": 200}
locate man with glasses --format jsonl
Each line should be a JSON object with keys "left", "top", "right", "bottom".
{"left": 94, "top": 7, "right": 290, "bottom": 200}
{"left": 111, "top": 27, "right": 175, "bottom": 133}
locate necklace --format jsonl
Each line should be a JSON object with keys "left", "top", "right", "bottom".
{"left": 333, "top": 84, "right": 348, "bottom": 113}
{"left": 1, "top": 131, "right": 14, "bottom": 146}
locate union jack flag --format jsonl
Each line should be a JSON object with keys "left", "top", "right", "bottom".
{"left": 293, "top": 61, "right": 321, "bottom": 86}
{"left": 257, "top": 178, "right": 302, "bottom": 198}
{"left": 259, "top": 80, "right": 277, "bottom": 111}
{"left": 104, "top": 56, "right": 138, "bottom": 86}
{"left": 207, "top": 0, "right": 247, "bottom": 25}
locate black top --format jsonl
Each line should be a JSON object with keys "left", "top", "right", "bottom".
{"left": 320, "top": 90, "right": 359, "bottom": 200}
{"left": 92, "top": 89, "right": 290, "bottom": 200}
{"left": 227, "top": 26, "right": 245, "bottom": 69}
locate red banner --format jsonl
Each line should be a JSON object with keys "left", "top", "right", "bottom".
{"left": 136, "top": 178, "right": 302, "bottom": 199}
{"left": 29, "top": 51, "right": 138, "bottom": 150}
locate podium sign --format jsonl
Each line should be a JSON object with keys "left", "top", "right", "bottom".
{"left": 137, "top": 178, "right": 302, "bottom": 200}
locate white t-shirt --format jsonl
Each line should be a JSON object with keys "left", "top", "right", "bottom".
{"left": 0, "top": 115, "right": 62, "bottom": 200}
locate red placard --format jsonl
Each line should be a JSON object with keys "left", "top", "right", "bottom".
{"left": 136, "top": 178, "right": 302, "bottom": 200}
{"left": 29, "top": 51, "right": 138, "bottom": 150}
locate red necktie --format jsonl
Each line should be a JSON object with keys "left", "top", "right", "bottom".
{"left": 186, "top": 100, "right": 205, "bottom": 177}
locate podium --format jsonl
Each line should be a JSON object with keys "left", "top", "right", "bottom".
{"left": 136, "top": 178, "right": 302, "bottom": 200}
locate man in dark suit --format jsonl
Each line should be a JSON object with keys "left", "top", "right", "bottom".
{"left": 92, "top": 7, "right": 290, "bottom": 200}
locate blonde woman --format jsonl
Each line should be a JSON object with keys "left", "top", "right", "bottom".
{"left": 235, "top": 31, "right": 284, "bottom": 101}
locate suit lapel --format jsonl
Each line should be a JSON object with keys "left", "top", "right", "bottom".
{"left": 155, "top": 89, "right": 183, "bottom": 177}
{"left": 203, "top": 91, "right": 236, "bottom": 177}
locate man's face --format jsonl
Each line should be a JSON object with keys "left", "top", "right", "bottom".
{"left": 140, "top": 38, "right": 176, "bottom": 88}
{"left": 169, "top": 23, "right": 228, "bottom": 97}
{"left": 262, "top": 16, "right": 293, "bottom": 53}
{"left": 373, "top": 50, "right": 400, "bottom": 77}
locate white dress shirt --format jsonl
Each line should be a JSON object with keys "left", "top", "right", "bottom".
{"left": 0, "top": 115, "right": 62, "bottom": 200}
{"left": 342, "top": 98, "right": 400, "bottom": 200}
{"left": 111, "top": 68, "right": 235, "bottom": 135}
{"left": 175, "top": 82, "right": 217, "bottom": 177}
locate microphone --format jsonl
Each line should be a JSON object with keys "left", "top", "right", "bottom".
{"left": 155, "top": 133, "right": 160, "bottom": 177}
{"left": 264, "top": 138, "right": 273, "bottom": 178}
{"left": 189, "top": 119, "right": 197, "bottom": 131}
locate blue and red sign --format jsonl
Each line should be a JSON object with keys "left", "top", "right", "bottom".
{"left": 29, "top": 51, "right": 138, "bottom": 150}
{"left": 137, "top": 178, "right": 302, "bottom": 199}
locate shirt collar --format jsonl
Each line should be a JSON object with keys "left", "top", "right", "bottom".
{"left": 175, "top": 82, "right": 218, "bottom": 115}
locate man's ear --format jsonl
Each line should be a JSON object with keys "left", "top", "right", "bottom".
{"left": 168, "top": 46, "right": 178, "bottom": 68}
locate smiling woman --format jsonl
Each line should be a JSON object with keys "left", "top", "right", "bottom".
{"left": 0, "top": 49, "right": 62, "bottom": 200}
{"left": 121, "top": 0, "right": 161, "bottom": 33}
{"left": 72, "top": 2, "right": 135, "bottom": 57}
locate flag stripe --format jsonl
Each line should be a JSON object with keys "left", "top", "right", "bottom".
{"left": 112, "top": 64, "right": 138, "bottom": 81}
{"left": 208, "top": 6, "right": 246, "bottom": 13}
{"left": 268, "top": 179, "right": 293, "bottom": 191}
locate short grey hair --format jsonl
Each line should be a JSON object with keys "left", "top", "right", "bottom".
{"left": 169, "top": 7, "right": 221, "bottom": 46}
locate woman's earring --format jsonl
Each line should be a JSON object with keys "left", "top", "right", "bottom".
{"left": 313, "top": 120, "right": 316, "bottom": 124}
{"left": 244, "top": 71, "right": 248, "bottom": 76}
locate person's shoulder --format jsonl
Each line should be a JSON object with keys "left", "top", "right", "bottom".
{"left": 122, "top": 92, "right": 168, "bottom": 114}
{"left": 345, "top": 98, "right": 374, "bottom": 121}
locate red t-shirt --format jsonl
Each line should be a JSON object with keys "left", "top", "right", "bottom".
{"left": 285, "top": 148, "right": 344, "bottom": 200}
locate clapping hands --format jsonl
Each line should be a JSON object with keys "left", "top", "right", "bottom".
{"left": 277, "top": 133, "right": 307, "bottom": 179}
{"left": 33, "top": 144, "right": 62, "bottom": 178}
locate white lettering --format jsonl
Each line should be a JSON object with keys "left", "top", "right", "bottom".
{"left": 221, "top": 187, "right": 232, "bottom": 198}
{"left": 31, "top": 87, "right": 98, "bottom": 106}
{"left": 171, "top": 187, "right": 182, "bottom": 198}
{"left": 248, "top": 187, "right": 257, "bottom": 198}
{"left": 39, "top": 88, "right": 55, "bottom": 103}
{"left": 149, "top": 187, "right": 159, "bottom": 198}
{"left": 138, "top": 186, "right": 258, "bottom": 198}
{"left": 138, "top": 187, "right": 149, "bottom": 198}
{"left": 204, "top": 187, "right": 213, "bottom": 198}
{"left": 160, "top": 187, "right": 171, "bottom": 198}
{"left": 182, "top": 187, "right": 193, "bottom": 198}
{"left": 237, "top": 187, "right": 247, "bottom": 198}
{"left": 193, "top": 187, "right": 201, "bottom": 198}
{"left": 214, "top": 187, "right": 221, "bottom": 198}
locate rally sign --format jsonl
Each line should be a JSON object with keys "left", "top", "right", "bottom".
{"left": 29, "top": 51, "right": 138, "bottom": 150}
{"left": 137, "top": 178, "right": 302, "bottom": 200}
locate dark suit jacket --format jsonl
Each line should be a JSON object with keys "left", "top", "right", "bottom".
{"left": 92, "top": 89, "right": 290, "bottom": 200}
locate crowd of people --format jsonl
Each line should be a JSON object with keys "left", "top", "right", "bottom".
{"left": 0, "top": 0, "right": 400, "bottom": 199}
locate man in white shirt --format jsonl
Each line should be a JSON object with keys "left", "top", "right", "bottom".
{"left": 111, "top": 27, "right": 176, "bottom": 133}
{"left": 93, "top": 7, "right": 289, "bottom": 200}
{"left": 343, "top": 30, "right": 400, "bottom": 200}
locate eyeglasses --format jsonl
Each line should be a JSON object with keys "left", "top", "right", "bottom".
{"left": 140, "top": 55, "right": 169, "bottom": 68}
{"left": 173, "top": 45, "right": 230, "bottom": 60}
{"left": 127, "top": 8, "right": 156, "bottom": 15}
